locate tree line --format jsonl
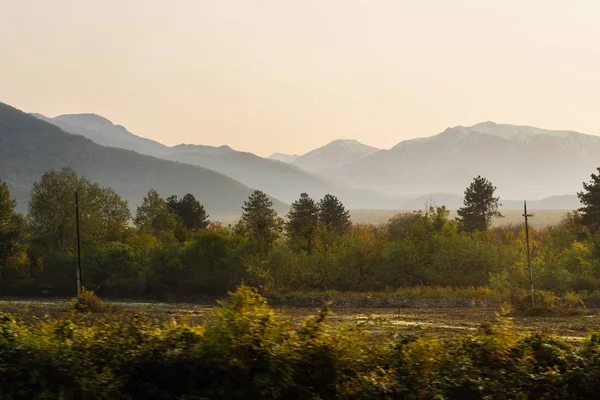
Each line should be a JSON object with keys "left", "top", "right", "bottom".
{"left": 0, "top": 166, "right": 599, "bottom": 299}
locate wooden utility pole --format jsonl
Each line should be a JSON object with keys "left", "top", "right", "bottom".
{"left": 523, "top": 200, "right": 534, "bottom": 306}
{"left": 75, "top": 191, "right": 83, "bottom": 296}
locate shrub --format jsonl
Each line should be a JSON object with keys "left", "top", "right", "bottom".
{"left": 509, "top": 290, "right": 586, "bottom": 316}
{"left": 70, "top": 288, "right": 104, "bottom": 313}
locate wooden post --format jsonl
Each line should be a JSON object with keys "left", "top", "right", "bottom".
{"left": 523, "top": 200, "right": 534, "bottom": 306}
{"left": 75, "top": 191, "right": 83, "bottom": 296}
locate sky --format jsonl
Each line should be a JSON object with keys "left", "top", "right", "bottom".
{"left": 1, "top": 0, "right": 600, "bottom": 157}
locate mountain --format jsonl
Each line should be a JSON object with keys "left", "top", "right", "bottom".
{"left": 2, "top": 103, "right": 286, "bottom": 216}
{"left": 268, "top": 152, "right": 298, "bottom": 163}
{"left": 291, "top": 139, "right": 381, "bottom": 174}
{"left": 325, "top": 122, "right": 600, "bottom": 200}
{"left": 33, "top": 113, "right": 404, "bottom": 209}
{"left": 400, "top": 193, "right": 581, "bottom": 211}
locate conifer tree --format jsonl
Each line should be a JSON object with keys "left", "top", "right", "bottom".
{"left": 578, "top": 167, "right": 600, "bottom": 232}
{"left": 287, "top": 193, "right": 319, "bottom": 250}
{"left": 456, "top": 175, "right": 502, "bottom": 232}
{"left": 240, "top": 190, "right": 283, "bottom": 252}
{"left": 318, "top": 194, "right": 351, "bottom": 235}
{"left": 166, "top": 193, "right": 210, "bottom": 231}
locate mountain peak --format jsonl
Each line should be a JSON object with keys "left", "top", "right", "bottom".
{"left": 268, "top": 152, "right": 299, "bottom": 163}
{"left": 54, "top": 113, "right": 115, "bottom": 127}
{"left": 292, "top": 139, "right": 380, "bottom": 173}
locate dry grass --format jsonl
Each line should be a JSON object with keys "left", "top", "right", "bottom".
{"left": 2, "top": 298, "right": 599, "bottom": 343}
{"left": 349, "top": 209, "right": 568, "bottom": 228}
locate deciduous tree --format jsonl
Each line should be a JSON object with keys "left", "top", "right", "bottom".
{"left": 28, "top": 167, "right": 131, "bottom": 249}
{"left": 134, "top": 189, "right": 177, "bottom": 234}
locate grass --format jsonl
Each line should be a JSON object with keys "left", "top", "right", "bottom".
{"left": 212, "top": 209, "right": 568, "bottom": 228}
{"left": 349, "top": 209, "right": 567, "bottom": 228}
{"left": 2, "top": 298, "right": 598, "bottom": 343}
{"left": 277, "top": 286, "right": 498, "bottom": 300}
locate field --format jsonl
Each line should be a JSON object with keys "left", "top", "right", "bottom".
{"left": 2, "top": 298, "right": 599, "bottom": 343}
{"left": 350, "top": 209, "right": 569, "bottom": 228}
{"left": 213, "top": 209, "right": 569, "bottom": 228}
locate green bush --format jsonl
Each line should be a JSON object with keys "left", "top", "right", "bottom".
{"left": 70, "top": 288, "right": 104, "bottom": 313}
{"left": 1, "top": 286, "right": 600, "bottom": 398}
{"left": 508, "top": 290, "right": 586, "bottom": 316}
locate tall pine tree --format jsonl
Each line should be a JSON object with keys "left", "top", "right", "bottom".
{"left": 240, "top": 190, "right": 283, "bottom": 252}
{"left": 166, "top": 194, "right": 210, "bottom": 231}
{"left": 578, "top": 167, "right": 600, "bottom": 232}
{"left": 318, "top": 194, "right": 351, "bottom": 235}
{"left": 287, "top": 193, "right": 319, "bottom": 250}
{"left": 456, "top": 176, "right": 502, "bottom": 232}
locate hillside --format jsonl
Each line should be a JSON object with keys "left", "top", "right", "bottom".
{"left": 325, "top": 122, "right": 600, "bottom": 200}
{"left": 2, "top": 103, "right": 286, "bottom": 216}
{"left": 33, "top": 113, "right": 404, "bottom": 209}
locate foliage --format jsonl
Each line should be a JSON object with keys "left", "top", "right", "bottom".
{"left": 4, "top": 166, "right": 600, "bottom": 301}
{"left": 286, "top": 192, "right": 319, "bottom": 251}
{"left": 2, "top": 287, "right": 600, "bottom": 398}
{"left": 70, "top": 288, "right": 104, "bottom": 313}
{"left": 457, "top": 175, "right": 503, "bottom": 232}
{"left": 239, "top": 190, "right": 284, "bottom": 254}
{"left": 0, "top": 180, "right": 28, "bottom": 286}
{"left": 166, "top": 193, "right": 210, "bottom": 231}
{"left": 28, "top": 167, "right": 131, "bottom": 249}
{"left": 578, "top": 167, "right": 600, "bottom": 232}
{"left": 134, "top": 189, "right": 178, "bottom": 234}
{"left": 507, "top": 290, "right": 586, "bottom": 316}
{"left": 318, "top": 193, "right": 351, "bottom": 235}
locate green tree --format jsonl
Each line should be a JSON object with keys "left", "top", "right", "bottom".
{"left": 239, "top": 190, "right": 283, "bottom": 253}
{"left": 578, "top": 167, "right": 600, "bottom": 232}
{"left": 134, "top": 189, "right": 177, "bottom": 234}
{"left": 286, "top": 193, "right": 319, "bottom": 251}
{"left": 318, "top": 194, "right": 351, "bottom": 235}
{"left": 456, "top": 175, "right": 503, "bottom": 232}
{"left": 166, "top": 194, "right": 210, "bottom": 231}
{"left": 28, "top": 167, "right": 131, "bottom": 249}
{"left": 0, "top": 180, "right": 28, "bottom": 283}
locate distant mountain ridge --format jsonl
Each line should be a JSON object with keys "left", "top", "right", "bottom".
{"left": 270, "top": 139, "right": 381, "bottom": 174}
{"left": 32, "top": 113, "right": 404, "bottom": 209}
{"left": 31, "top": 112, "right": 597, "bottom": 209}
{"left": 323, "top": 122, "right": 600, "bottom": 200}
{"left": 268, "top": 152, "right": 298, "bottom": 163}
{"left": 3, "top": 103, "right": 286, "bottom": 216}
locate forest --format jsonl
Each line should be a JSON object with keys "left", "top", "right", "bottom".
{"left": 1, "top": 166, "right": 600, "bottom": 305}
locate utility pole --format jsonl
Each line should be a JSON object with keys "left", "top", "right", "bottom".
{"left": 75, "top": 191, "right": 83, "bottom": 296}
{"left": 523, "top": 200, "right": 534, "bottom": 306}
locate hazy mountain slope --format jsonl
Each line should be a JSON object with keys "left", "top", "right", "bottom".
{"left": 331, "top": 122, "right": 600, "bottom": 200}
{"left": 161, "top": 149, "right": 405, "bottom": 208}
{"left": 32, "top": 113, "right": 171, "bottom": 157}
{"left": 268, "top": 152, "right": 298, "bottom": 163}
{"left": 35, "top": 113, "right": 404, "bottom": 208}
{"left": 292, "top": 139, "right": 381, "bottom": 173}
{"left": 3, "top": 103, "right": 286, "bottom": 216}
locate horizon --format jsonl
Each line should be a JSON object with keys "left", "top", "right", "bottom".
{"left": 25, "top": 108, "right": 600, "bottom": 156}
{"left": 2, "top": 1, "right": 600, "bottom": 156}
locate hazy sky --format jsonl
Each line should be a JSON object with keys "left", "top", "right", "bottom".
{"left": 2, "top": 0, "right": 599, "bottom": 156}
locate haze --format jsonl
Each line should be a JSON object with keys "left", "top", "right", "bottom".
{"left": 1, "top": 0, "right": 599, "bottom": 156}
